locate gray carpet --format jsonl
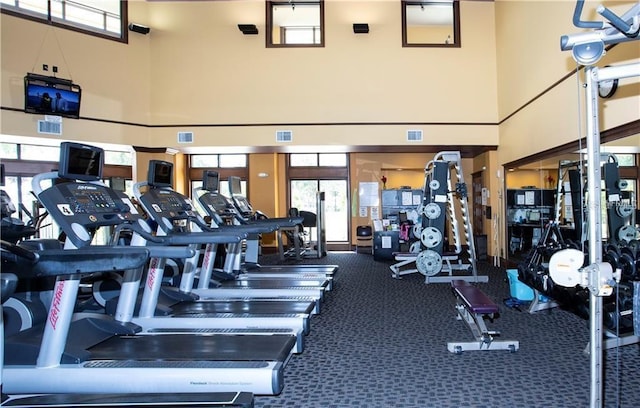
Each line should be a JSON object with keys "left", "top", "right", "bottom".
{"left": 254, "top": 252, "right": 640, "bottom": 408}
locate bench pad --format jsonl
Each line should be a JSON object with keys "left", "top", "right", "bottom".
{"left": 451, "top": 280, "right": 499, "bottom": 314}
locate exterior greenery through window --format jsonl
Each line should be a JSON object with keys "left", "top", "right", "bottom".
{"left": 0, "top": 0, "right": 126, "bottom": 41}
{"left": 288, "top": 153, "right": 348, "bottom": 243}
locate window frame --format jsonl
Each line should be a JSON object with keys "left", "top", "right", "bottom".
{"left": 266, "top": 0, "right": 325, "bottom": 48}
{"left": 1, "top": 0, "right": 128, "bottom": 43}
{"left": 401, "top": 0, "right": 461, "bottom": 48}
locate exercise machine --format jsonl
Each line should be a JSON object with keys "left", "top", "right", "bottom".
{"left": 560, "top": 1, "right": 639, "bottom": 405}
{"left": 0, "top": 241, "right": 254, "bottom": 407}
{"left": 135, "top": 162, "right": 328, "bottom": 309}
{"left": 223, "top": 175, "right": 337, "bottom": 277}
{"left": 3, "top": 142, "right": 297, "bottom": 396}
{"left": 390, "top": 151, "right": 486, "bottom": 283}
{"left": 195, "top": 170, "right": 334, "bottom": 284}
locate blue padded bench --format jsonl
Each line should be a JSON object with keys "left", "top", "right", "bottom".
{"left": 447, "top": 280, "right": 519, "bottom": 354}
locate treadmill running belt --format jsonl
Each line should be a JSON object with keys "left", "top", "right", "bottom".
{"left": 89, "top": 334, "right": 295, "bottom": 362}
{"left": 170, "top": 300, "right": 316, "bottom": 315}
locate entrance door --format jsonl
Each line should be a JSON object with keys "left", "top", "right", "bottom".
{"left": 290, "top": 179, "right": 348, "bottom": 244}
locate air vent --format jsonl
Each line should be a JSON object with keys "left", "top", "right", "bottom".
{"left": 38, "top": 120, "right": 62, "bottom": 135}
{"left": 177, "top": 131, "right": 194, "bottom": 143}
{"left": 407, "top": 130, "right": 423, "bottom": 142}
{"left": 276, "top": 130, "right": 293, "bottom": 143}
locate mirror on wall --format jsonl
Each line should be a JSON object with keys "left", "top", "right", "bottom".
{"left": 504, "top": 134, "right": 639, "bottom": 262}
{"left": 402, "top": 1, "right": 460, "bottom": 47}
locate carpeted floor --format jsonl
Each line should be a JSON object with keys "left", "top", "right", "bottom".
{"left": 254, "top": 251, "right": 640, "bottom": 408}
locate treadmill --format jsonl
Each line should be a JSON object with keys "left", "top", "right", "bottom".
{"left": 3, "top": 142, "right": 296, "bottom": 396}
{"left": 0, "top": 242, "right": 252, "bottom": 407}
{"left": 134, "top": 161, "right": 329, "bottom": 309}
{"left": 194, "top": 170, "right": 335, "bottom": 287}
{"left": 223, "top": 175, "right": 338, "bottom": 279}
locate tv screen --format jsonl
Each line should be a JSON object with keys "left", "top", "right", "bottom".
{"left": 0, "top": 163, "right": 5, "bottom": 187}
{"left": 24, "top": 73, "right": 82, "bottom": 119}
{"left": 148, "top": 160, "right": 173, "bottom": 187}
{"left": 58, "top": 142, "right": 103, "bottom": 181}
{"left": 203, "top": 170, "right": 219, "bottom": 192}
{"left": 229, "top": 176, "right": 242, "bottom": 196}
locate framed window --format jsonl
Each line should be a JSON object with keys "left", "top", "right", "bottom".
{"left": 20, "top": 144, "right": 60, "bottom": 161}
{"left": 104, "top": 150, "right": 132, "bottom": 166}
{"left": 191, "top": 155, "right": 219, "bottom": 168}
{"left": 267, "top": 1, "right": 324, "bottom": 47}
{"left": 290, "top": 153, "right": 347, "bottom": 167}
{"left": 1, "top": 142, "right": 18, "bottom": 159}
{"left": 191, "top": 154, "right": 247, "bottom": 169}
{"left": 1, "top": 0, "right": 127, "bottom": 42}
{"left": 402, "top": 1, "right": 460, "bottom": 48}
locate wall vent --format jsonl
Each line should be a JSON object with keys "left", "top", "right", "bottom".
{"left": 177, "top": 131, "right": 194, "bottom": 143}
{"left": 37, "top": 120, "right": 62, "bottom": 135}
{"left": 406, "top": 129, "right": 423, "bottom": 142}
{"left": 276, "top": 130, "right": 293, "bottom": 142}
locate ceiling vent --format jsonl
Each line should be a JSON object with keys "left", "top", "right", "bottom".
{"left": 276, "top": 130, "right": 293, "bottom": 143}
{"left": 37, "top": 120, "right": 62, "bottom": 135}
{"left": 177, "top": 131, "right": 194, "bottom": 143}
{"left": 406, "top": 129, "right": 423, "bottom": 142}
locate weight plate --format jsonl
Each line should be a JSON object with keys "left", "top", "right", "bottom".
{"left": 415, "top": 250, "right": 443, "bottom": 276}
{"left": 617, "top": 225, "right": 637, "bottom": 242}
{"left": 424, "top": 203, "right": 441, "bottom": 220}
{"left": 605, "top": 249, "right": 620, "bottom": 270}
{"left": 619, "top": 253, "right": 636, "bottom": 280}
{"left": 615, "top": 204, "right": 633, "bottom": 218}
{"left": 421, "top": 227, "right": 443, "bottom": 248}
{"left": 409, "top": 241, "right": 421, "bottom": 253}
{"left": 429, "top": 179, "right": 440, "bottom": 191}
{"left": 412, "top": 224, "right": 423, "bottom": 239}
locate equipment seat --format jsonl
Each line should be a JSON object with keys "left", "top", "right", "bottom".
{"left": 447, "top": 279, "right": 519, "bottom": 354}
{"left": 451, "top": 280, "right": 499, "bottom": 315}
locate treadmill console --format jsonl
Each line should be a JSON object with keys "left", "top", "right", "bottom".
{"left": 138, "top": 188, "right": 202, "bottom": 233}
{"left": 38, "top": 181, "right": 140, "bottom": 248}
{"left": 198, "top": 192, "right": 237, "bottom": 220}
{"left": 232, "top": 196, "right": 253, "bottom": 218}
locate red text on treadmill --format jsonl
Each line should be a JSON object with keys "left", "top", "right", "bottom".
{"left": 147, "top": 258, "right": 159, "bottom": 290}
{"left": 49, "top": 280, "right": 65, "bottom": 329}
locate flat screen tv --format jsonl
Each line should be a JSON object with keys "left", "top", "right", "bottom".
{"left": 58, "top": 142, "right": 104, "bottom": 181}
{"left": 24, "top": 73, "right": 82, "bottom": 119}
{"left": 148, "top": 160, "right": 173, "bottom": 187}
{"left": 203, "top": 170, "right": 219, "bottom": 192}
{"left": 229, "top": 176, "right": 242, "bottom": 196}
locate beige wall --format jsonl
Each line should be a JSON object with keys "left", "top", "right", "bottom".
{"left": 1, "top": 1, "right": 152, "bottom": 144}
{"left": 495, "top": 0, "right": 640, "bottom": 166}
{"left": 2, "top": 1, "right": 498, "bottom": 148}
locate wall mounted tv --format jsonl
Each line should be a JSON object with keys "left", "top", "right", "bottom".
{"left": 24, "top": 73, "right": 82, "bottom": 119}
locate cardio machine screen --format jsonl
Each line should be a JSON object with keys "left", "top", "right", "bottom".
{"left": 58, "top": 142, "right": 103, "bottom": 181}
{"left": 203, "top": 170, "right": 219, "bottom": 192}
{"left": 148, "top": 160, "right": 173, "bottom": 187}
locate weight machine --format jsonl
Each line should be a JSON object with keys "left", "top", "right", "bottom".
{"left": 558, "top": 1, "right": 640, "bottom": 407}
{"left": 390, "top": 151, "right": 486, "bottom": 283}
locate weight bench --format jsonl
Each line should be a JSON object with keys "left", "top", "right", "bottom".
{"left": 447, "top": 279, "right": 519, "bottom": 354}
